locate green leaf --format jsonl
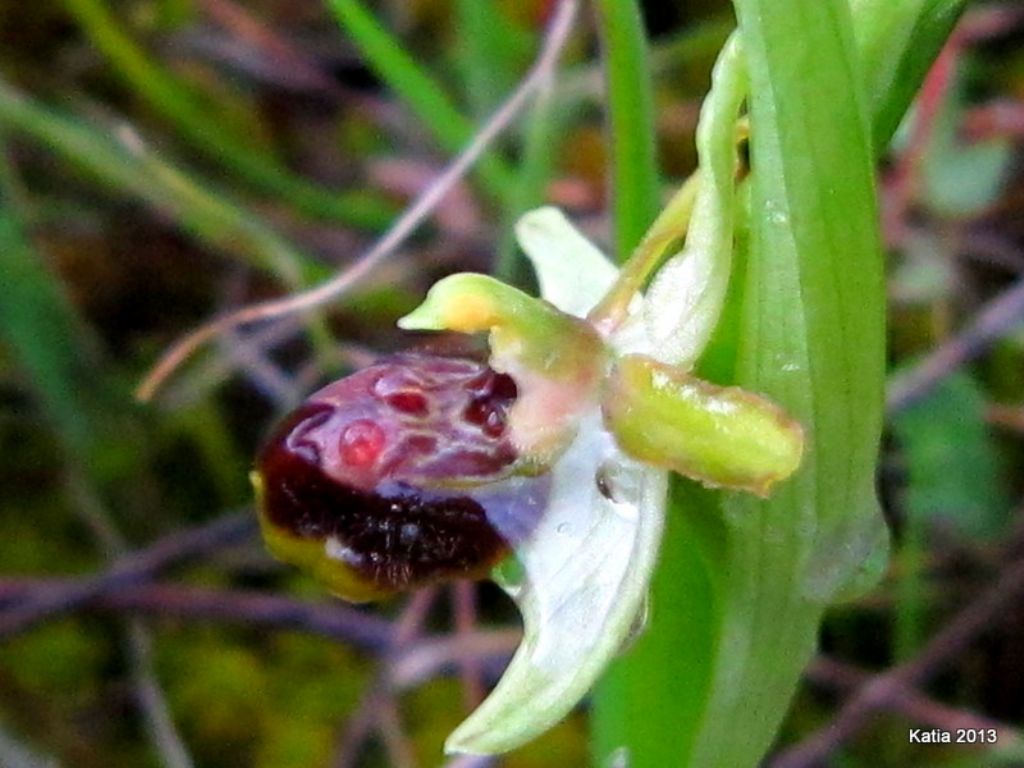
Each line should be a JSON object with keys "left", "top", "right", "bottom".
{"left": 697, "top": 0, "right": 886, "bottom": 756}
{"left": 731, "top": 0, "right": 887, "bottom": 600}
{"left": 852, "top": 0, "right": 967, "bottom": 151}
{"left": 595, "top": 0, "right": 898, "bottom": 764}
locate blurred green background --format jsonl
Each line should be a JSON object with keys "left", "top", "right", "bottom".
{"left": 0, "top": 1, "right": 1022, "bottom": 766}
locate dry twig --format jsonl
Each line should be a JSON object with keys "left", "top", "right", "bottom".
{"left": 331, "top": 588, "right": 438, "bottom": 768}
{"left": 136, "top": 0, "right": 581, "bottom": 402}
{"left": 0, "top": 512, "right": 255, "bottom": 639}
{"left": 64, "top": 473, "right": 195, "bottom": 768}
{"left": 452, "top": 581, "right": 485, "bottom": 709}
{"left": 807, "top": 656, "right": 1019, "bottom": 738}
{"left": 0, "top": 579, "right": 394, "bottom": 652}
{"left": 887, "top": 276, "right": 1024, "bottom": 413}
{"left": 773, "top": 554, "right": 1024, "bottom": 767}
{"left": 0, "top": 577, "right": 523, "bottom": 685}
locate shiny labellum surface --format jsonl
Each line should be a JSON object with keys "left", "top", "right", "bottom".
{"left": 255, "top": 354, "right": 547, "bottom": 601}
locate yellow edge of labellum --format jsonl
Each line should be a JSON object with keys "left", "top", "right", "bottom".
{"left": 602, "top": 355, "right": 804, "bottom": 498}
{"left": 250, "top": 471, "right": 390, "bottom": 602}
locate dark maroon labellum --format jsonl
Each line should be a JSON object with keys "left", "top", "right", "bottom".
{"left": 255, "top": 354, "right": 547, "bottom": 599}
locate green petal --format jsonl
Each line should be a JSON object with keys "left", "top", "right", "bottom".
{"left": 446, "top": 414, "right": 667, "bottom": 754}
{"left": 603, "top": 354, "right": 803, "bottom": 497}
{"left": 642, "top": 36, "right": 747, "bottom": 368}
{"left": 398, "top": 272, "right": 600, "bottom": 371}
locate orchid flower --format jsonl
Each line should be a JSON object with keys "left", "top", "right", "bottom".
{"left": 253, "top": 38, "right": 804, "bottom": 756}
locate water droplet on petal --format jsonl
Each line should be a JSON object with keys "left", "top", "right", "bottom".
{"left": 606, "top": 746, "right": 631, "bottom": 768}
{"left": 596, "top": 460, "right": 642, "bottom": 521}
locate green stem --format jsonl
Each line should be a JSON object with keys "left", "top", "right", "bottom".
{"left": 591, "top": 1, "right": 965, "bottom": 765}
{"left": 62, "top": 0, "right": 393, "bottom": 228}
{"left": 588, "top": 171, "right": 700, "bottom": 329}
{"left": 592, "top": 0, "right": 661, "bottom": 260}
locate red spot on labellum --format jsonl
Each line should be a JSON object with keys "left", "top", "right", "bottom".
{"left": 385, "top": 391, "right": 429, "bottom": 417}
{"left": 464, "top": 398, "right": 507, "bottom": 437}
{"left": 340, "top": 419, "right": 385, "bottom": 467}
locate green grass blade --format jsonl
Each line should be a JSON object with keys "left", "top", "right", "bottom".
{"left": 0, "top": 79, "right": 325, "bottom": 288}
{"left": 62, "top": 0, "right": 393, "bottom": 227}
{"left": 593, "top": 0, "right": 661, "bottom": 260}
{"left": 454, "top": 0, "right": 529, "bottom": 119}
{"left": 853, "top": 0, "right": 967, "bottom": 151}
{"left": 326, "top": 0, "right": 515, "bottom": 204}
{"left": 0, "top": 183, "right": 100, "bottom": 458}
